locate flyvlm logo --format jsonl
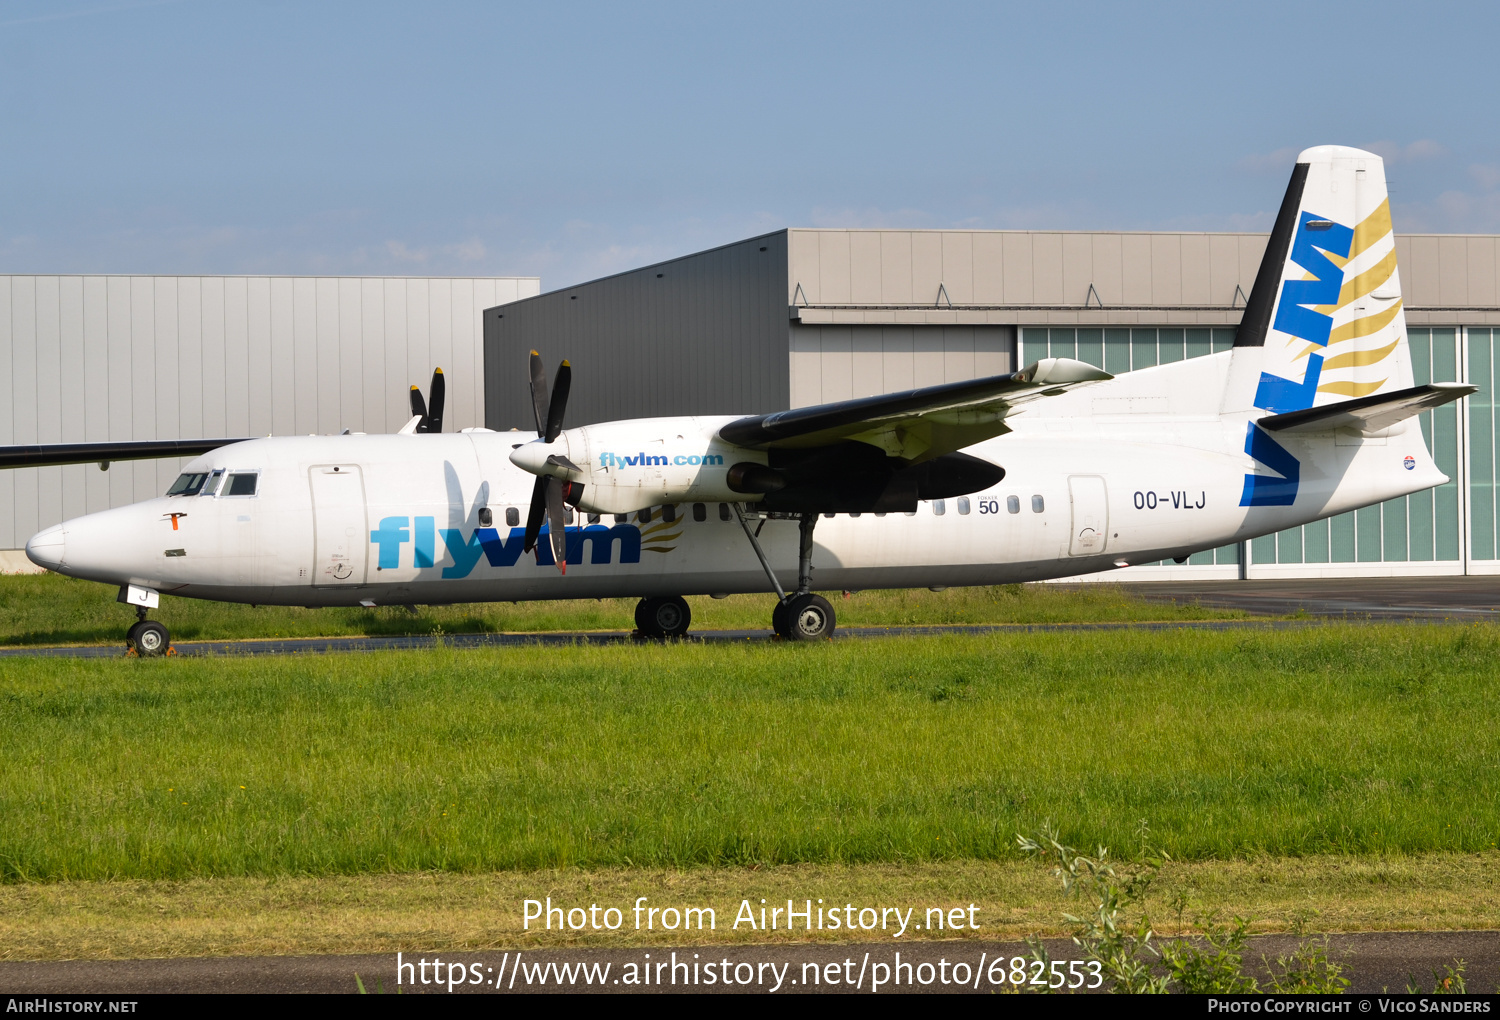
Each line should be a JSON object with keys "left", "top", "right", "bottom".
{"left": 370, "top": 516, "right": 641, "bottom": 578}
{"left": 599, "top": 451, "right": 725, "bottom": 468}
{"left": 1240, "top": 422, "right": 1299, "bottom": 507}
{"left": 1404, "top": 455, "right": 1416, "bottom": 471}
{"left": 1254, "top": 211, "right": 1354, "bottom": 414}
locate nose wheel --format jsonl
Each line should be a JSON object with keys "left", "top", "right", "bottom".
{"left": 126, "top": 607, "right": 172, "bottom": 657}
{"left": 635, "top": 595, "right": 692, "bottom": 640}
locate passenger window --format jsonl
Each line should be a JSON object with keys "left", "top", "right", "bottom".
{"left": 823, "top": 512, "right": 836, "bottom": 519}
{"left": 1007, "top": 495, "right": 1020, "bottom": 514}
{"left": 506, "top": 506, "right": 520, "bottom": 527}
{"left": 662, "top": 504, "right": 677, "bottom": 523}
{"left": 693, "top": 503, "right": 706, "bottom": 522}
{"left": 166, "top": 472, "right": 208, "bottom": 496}
{"left": 933, "top": 499, "right": 946, "bottom": 516}
{"left": 615, "top": 514, "right": 628, "bottom": 524}
{"left": 957, "top": 497, "right": 971, "bottom": 515}
{"left": 199, "top": 470, "right": 224, "bottom": 496}
{"left": 849, "top": 512, "right": 862, "bottom": 518}
{"left": 478, "top": 507, "right": 493, "bottom": 527}
{"left": 588, "top": 513, "right": 600, "bottom": 524}
{"left": 904, "top": 510, "right": 917, "bottom": 516}
{"left": 875, "top": 512, "right": 886, "bottom": 518}
{"left": 1032, "top": 494, "right": 1045, "bottom": 513}
{"left": 564, "top": 507, "right": 575, "bottom": 525}
{"left": 225, "top": 473, "right": 258, "bottom": 497}
{"left": 638, "top": 507, "right": 653, "bottom": 523}
{"left": 719, "top": 503, "right": 732, "bottom": 521}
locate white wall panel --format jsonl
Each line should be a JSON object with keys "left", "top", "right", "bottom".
{"left": 337, "top": 278, "right": 363, "bottom": 435}
{"left": 1, "top": 274, "right": 538, "bottom": 552}
{"left": 789, "top": 324, "right": 1016, "bottom": 408}
{"left": 0, "top": 281, "right": 14, "bottom": 548}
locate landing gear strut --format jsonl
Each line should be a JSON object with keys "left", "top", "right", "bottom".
{"left": 733, "top": 506, "right": 836, "bottom": 641}
{"left": 125, "top": 605, "right": 171, "bottom": 657}
{"left": 635, "top": 595, "right": 692, "bottom": 640}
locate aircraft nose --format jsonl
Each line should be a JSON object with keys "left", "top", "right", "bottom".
{"left": 26, "top": 524, "right": 65, "bottom": 571}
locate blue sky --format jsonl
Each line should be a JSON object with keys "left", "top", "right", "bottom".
{"left": 2, "top": 0, "right": 1497, "bottom": 289}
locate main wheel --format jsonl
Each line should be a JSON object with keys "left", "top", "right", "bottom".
{"left": 125, "top": 621, "right": 144, "bottom": 651}
{"left": 771, "top": 598, "right": 789, "bottom": 637}
{"left": 634, "top": 596, "right": 692, "bottom": 639}
{"left": 134, "top": 621, "right": 171, "bottom": 657}
{"left": 779, "top": 593, "right": 835, "bottom": 641}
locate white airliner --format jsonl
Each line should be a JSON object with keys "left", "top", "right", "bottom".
{"left": 10, "top": 145, "right": 1473, "bottom": 653}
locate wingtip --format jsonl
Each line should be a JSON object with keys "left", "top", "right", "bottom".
{"left": 410, "top": 384, "right": 419, "bottom": 391}
{"left": 560, "top": 359, "right": 570, "bottom": 368}
{"left": 433, "top": 367, "right": 443, "bottom": 375}
{"left": 530, "top": 349, "right": 540, "bottom": 357}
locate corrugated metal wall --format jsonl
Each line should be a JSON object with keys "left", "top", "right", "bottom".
{"left": 0, "top": 275, "right": 538, "bottom": 550}
{"left": 788, "top": 324, "right": 1015, "bottom": 407}
{"left": 484, "top": 233, "right": 789, "bottom": 429}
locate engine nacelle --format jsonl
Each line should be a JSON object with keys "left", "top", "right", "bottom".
{"left": 509, "top": 415, "right": 768, "bottom": 514}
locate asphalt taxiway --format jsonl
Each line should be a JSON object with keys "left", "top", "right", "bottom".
{"left": 0, "top": 931, "right": 1494, "bottom": 994}
{"left": 2, "top": 576, "right": 1497, "bottom": 659}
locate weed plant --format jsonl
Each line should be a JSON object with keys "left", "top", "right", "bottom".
{"left": 1020, "top": 829, "right": 1348, "bottom": 994}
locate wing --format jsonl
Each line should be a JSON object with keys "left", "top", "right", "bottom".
{"left": 1258, "top": 383, "right": 1474, "bottom": 434}
{"left": 0, "top": 438, "right": 252, "bottom": 470}
{"left": 718, "top": 358, "right": 1112, "bottom": 463}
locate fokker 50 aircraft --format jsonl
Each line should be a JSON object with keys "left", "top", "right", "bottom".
{"left": 9, "top": 145, "right": 1474, "bottom": 654}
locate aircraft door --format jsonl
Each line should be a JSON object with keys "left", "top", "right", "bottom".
{"left": 1068, "top": 475, "right": 1109, "bottom": 556}
{"left": 309, "top": 465, "right": 368, "bottom": 586}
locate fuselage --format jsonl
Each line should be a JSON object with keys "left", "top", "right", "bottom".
{"left": 24, "top": 352, "right": 1446, "bottom": 607}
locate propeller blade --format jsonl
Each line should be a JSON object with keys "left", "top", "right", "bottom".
{"left": 544, "top": 475, "right": 569, "bottom": 573}
{"left": 528, "top": 351, "right": 549, "bottom": 435}
{"left": 523, "top": 475, "right": 547, "bottom": 553}
{"left": 426, "top": 368, "right": 445, "bottom": 433}
{"left": 544, "top": 360, "right": 571, "bottom": 443}
{"left": 409, "top": 385, "right": 428, "bottom": 425}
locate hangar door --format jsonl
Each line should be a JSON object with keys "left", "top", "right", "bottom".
{"left": 788, "top": 325, "right": 1016, "bottom": 407}
{"left": 1068, "top": 475, "right": 1109, "bottom": 556}
{"left": 309, "top": 465, "right": 368, "bottom": 586}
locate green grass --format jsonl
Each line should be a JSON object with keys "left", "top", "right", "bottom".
{"left": 0, "top": 572, "right": 1243, "bottom": 646}
{"left": 1, "top": 625, "right": 1496, "bottom": 881}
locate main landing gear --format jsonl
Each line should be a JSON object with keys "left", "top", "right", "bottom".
{"left": 735, "top": 506, "right": 836, "bottom": 641}
{"left": 635, "top": 595, "right": 692, "bottom": 640}
{"left": 125, "top": 605, "right": 172, "bottom": 657}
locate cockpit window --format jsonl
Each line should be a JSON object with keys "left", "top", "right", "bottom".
{"left": 225, "top": 473, "right": 259, "bottom": 497}
{"left": 166, "top": 472, "right": 208, "bottom": 496}
{"left": 199, "top": 470, "right": 225, "bottom": 496}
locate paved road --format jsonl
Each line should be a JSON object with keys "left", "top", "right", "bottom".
{"left": 0, "top": 619, "right": 1319, "bottom": 659}
{"left": 5, "top": 576, "right": 1499, "bottom": 659}
{"left": 1126, "top": 575, "right": 1500, "bottom": 620}
{"left": 1, "top": 932, "right": 1495, "bottom": 994}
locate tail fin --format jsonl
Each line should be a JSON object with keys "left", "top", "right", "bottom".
{"left": 1223, "top": 145, "right": 1412, "bottom": 413}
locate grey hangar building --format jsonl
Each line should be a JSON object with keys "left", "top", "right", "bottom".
{"left": 484, "top": 227, "right": 1500, "bottom": 581}
{"left": 5, "top": 226, "right": 1500, "bottom": 583}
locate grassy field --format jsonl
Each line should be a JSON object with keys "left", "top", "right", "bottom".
{"left": 2, "top": 626, "right": 1496, "bottom": 884}
{"left": 0, "top": 572, "right": 1244, "bottom": 646}
{"left": 3, "top": 855, "right": 1496, "bottom": 959}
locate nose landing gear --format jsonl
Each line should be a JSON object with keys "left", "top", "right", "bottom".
{"left": 126, "top": 606, "right": 172, "bottom": 657}
{"left": 734, "top": 506, "right": 837, "bottom": 641}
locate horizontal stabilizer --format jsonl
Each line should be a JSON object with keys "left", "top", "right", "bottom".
{"left": 1257, "top": 382, "right": 1475, "bottom": 434}
{"left": 719, "top": 358, "right": 1111, "bottom": 463}
{"left": 0, "top": 438, "right": 252, "bottom": 470}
